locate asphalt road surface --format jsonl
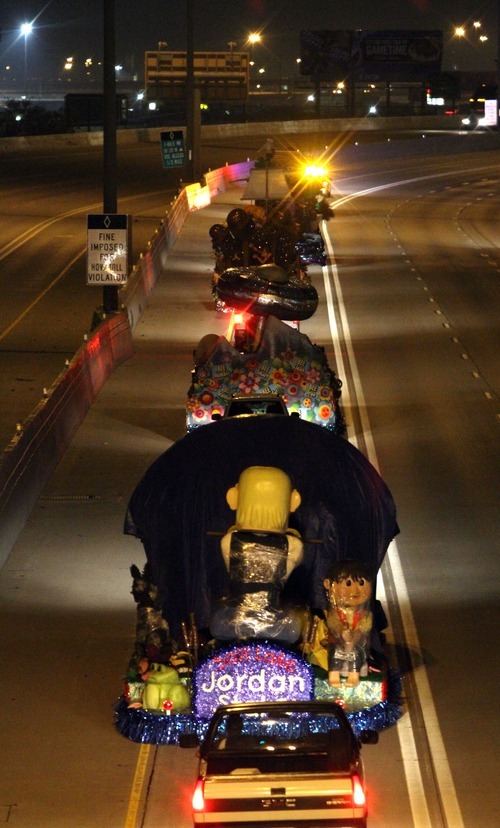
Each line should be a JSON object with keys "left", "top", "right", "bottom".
{"left": 0, "top": 129, "right": 499, "bottom": 827}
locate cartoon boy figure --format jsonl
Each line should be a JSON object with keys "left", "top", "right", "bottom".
{"left": 323, "top": 561, "right": 373, "bottom": 688}
{"left": 210, "top": 466, "right": 303, "bottom": 643}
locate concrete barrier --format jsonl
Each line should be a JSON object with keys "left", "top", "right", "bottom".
{"left": 0, "top": 311, "right": 133, "bottom": 565}
{"left": 0, "top": 157, "right": 253, "bottom": 568}
{"left": 0, "top": 115, "right": 464, "bottom": 155}
{"left": 119, "top": 160, "right": 253, "bottom": 331}
{"left": 119, "top": 189, "right": 191, "bottom": 331}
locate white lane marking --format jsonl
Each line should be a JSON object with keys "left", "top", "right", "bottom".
{"left": 0, "top": 189, "right": 171, "bottom": 261}
{"left": 0, "top": 249, "right": 85, "bottom": 342}
{"left": 322, "top": 220, "right": 464, "bottom": 828}
{"left": 331, "top": 160, "right": 500, "bottom": 210}
{"left": 374, "top": 567, "right": 433, "bottom": 828}
{"left": 385, "top": 543, "right": 465, "bottom": 828}
{"left": 321, "top": 259, "right": 357, "bottom": 449}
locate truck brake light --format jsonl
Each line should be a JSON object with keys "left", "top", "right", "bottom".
{"left": 192, "top": 778, "right": 205, "bottom": 811}
{"left": 352, "top": 774, "right": 366, "bottom": 807}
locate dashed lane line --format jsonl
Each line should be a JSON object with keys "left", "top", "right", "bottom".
{"left": 322, "top": 219, "right": 464, "bottom": 828}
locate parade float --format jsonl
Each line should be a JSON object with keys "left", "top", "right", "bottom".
{"left": 115, "top": 416, "right": 402, "bottom": 744}
{"left": 186, "top": 314, "right": 344, "bottom": 433}
{"left": 114, "top": 160, "right": 401, "bottom": 745}
{"left": 190, "top": 176, "right": 344, "bottom": 432}
{"left": 209, "top": 199, "right": 326, "bottom": 317}
{"left": 214, "top": 263, "right": 319, "bottom": 321}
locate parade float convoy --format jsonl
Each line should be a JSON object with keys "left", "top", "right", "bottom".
{"left": 115, "top": 165, "right": 401, "bottom": 826}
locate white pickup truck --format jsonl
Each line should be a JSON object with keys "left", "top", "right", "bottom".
{"left": 186, "top": 700, "right": 374, "bottom": 827}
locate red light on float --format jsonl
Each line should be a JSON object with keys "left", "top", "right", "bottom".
{"left": 226, "top": 310, "right": 245, "bottom": 341}
{"left": 192, "top": 779, "right": 205, "bottom": 811}
{"left": 352, "top": 774, "right": 366, "bottom": 807}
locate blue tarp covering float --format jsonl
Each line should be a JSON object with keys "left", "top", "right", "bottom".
{"left": 117, "top": 417, "right": 402, "bottom": 743}
{"left": 124, "top": 417, "right": 398, "bottom": 638}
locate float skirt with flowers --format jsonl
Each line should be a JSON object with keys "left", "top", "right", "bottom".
{"left": 186, "top": 315, "right": 344, "bottom": 433}
{"left": 115, "top": 637, "right": 402, "bottom": 745}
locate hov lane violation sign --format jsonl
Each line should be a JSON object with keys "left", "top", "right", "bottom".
{"left": 87, "top": 214, "right": 129, "bottom": 285}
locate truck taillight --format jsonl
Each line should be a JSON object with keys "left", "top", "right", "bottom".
{"left": 192, "top": 779, "right": 205, "bottom": 811}
{"left": 352, "top": 775, "right": 366, "bottom": 807}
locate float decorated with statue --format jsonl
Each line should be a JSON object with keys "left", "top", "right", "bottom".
{"left": 114, "top": 416, "right": 402, "bottom": 744}
{"left": 114, "top": 170, "right": 402, "bottom": 745}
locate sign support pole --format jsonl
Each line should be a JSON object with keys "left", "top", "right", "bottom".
{"left": 185, "top": 0, "right": 201, "bottom": 183}
{"left": 102, "top": 0, "right": 118, "bottom": 313}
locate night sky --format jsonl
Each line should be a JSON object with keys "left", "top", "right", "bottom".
{"left": 1, "top": 1, "right": 497, "bottom": 86}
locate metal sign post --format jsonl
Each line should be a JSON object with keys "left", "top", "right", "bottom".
{"left": 103, "top": 0, "right": 118, "bottom": 312}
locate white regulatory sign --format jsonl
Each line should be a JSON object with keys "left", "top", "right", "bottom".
{"left": 87, "top": 214, "right": 129, "bottom": 285}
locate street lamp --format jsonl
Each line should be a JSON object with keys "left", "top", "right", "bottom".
{"left": 247, "top": 32, "right": 261, "bottom": 65}
{"left": 20, "top": 21, "right": 33, "bottom": 97}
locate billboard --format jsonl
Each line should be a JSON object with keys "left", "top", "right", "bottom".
{"left": 300, "top": 30, "right": 443, "bottom": 81}
{"left": 299, "top": 30, "right": 353, "bottom": 78}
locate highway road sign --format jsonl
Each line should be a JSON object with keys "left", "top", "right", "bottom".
{"left": 160, "top": 130, "right": 185, "bottom": 169}
{"left": 87, "top": 214, "right": 129, "bottom": 285}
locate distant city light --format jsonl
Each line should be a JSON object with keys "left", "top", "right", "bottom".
{"left": 427, "top": 94, "right": 445, "bottom": 106}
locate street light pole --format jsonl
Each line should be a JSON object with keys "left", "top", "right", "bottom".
{"left": 185, "top": 0, "right": 201, "bottom": 183}
{"left": 102, "top": 0, "right": 118, "bottom": 313}
{"left": 20, "top": 22, "right": 33, "bottom": 97}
